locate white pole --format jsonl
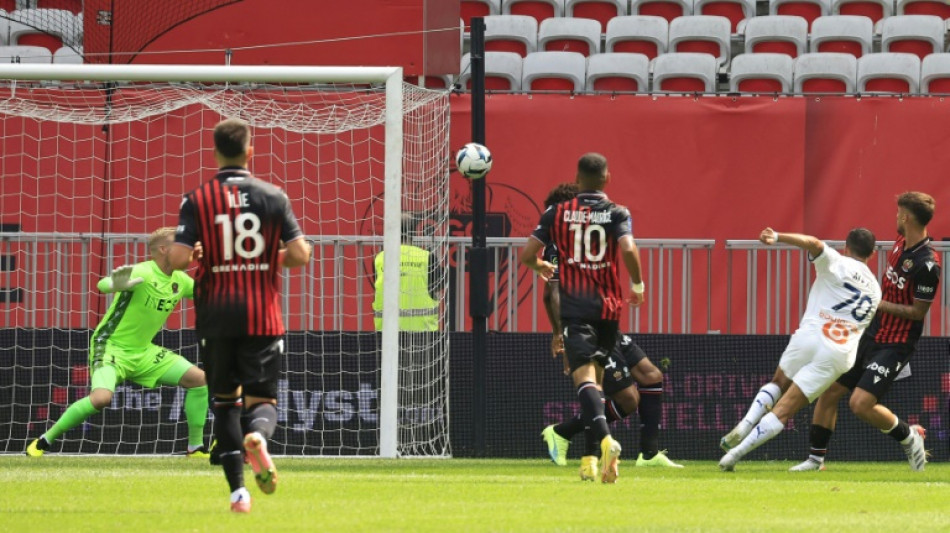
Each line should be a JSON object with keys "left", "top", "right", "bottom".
{"left": 379, "top": 68, "right": 404, "bottom": 459}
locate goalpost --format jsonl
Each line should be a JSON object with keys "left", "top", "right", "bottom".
{"left": 0, "top": 64, "right": 451, "bottom": 458}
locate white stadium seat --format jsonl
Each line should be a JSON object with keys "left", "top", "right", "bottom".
{"left": 585, "top": 52, "right": 651, "bottom": 91}
{"left": 743, "top": 15, "right": 809, "bottom": 57}
{"left": 729, "top": 53, "right": 795, "bottom": 92}
{"left": 652, "top": 52, "right": 720, "bottom": 91}
{"left": 538, "top": 17, "right": 603, "bottom": 56}
{"left": 857, "top": 52, "right": 921, "bottom": 92}
{"left": 669, "top": 15, "right": 732, "bottom": 67}
{"left": 522, "top": 50, "right": 587, "bottom": 91}
{"left": 809, "top": 15, "right": 874, "bottom": 57}
{"left": 605, "top": 15, "right": 669, "bottom": 59}
{"left": 793, "top": 52, "right": 858, "bottom": 92}
{"left": 459, "top": 51, "right": 525, "bottom": 90}
{"left": 484, "top": 15, "right": 539, "bottom": 56}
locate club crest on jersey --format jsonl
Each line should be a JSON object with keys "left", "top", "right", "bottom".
{"left": 172, "top": 283, "right": 179, "bottom": 294}
{"left": 613, "top": 371, "right": 623, "bottom": 381}
{"left": 902, "top": 259, "right": 913, "bottom": 272}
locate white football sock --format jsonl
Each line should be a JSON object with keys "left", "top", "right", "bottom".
{"left": 230, "top": 487, "right": 250, "bottom": 504}
{"left": 731, "top": 412, "right": 786, "bottom": 460}
{"left": 741, "top": 382, "right": 783, "bottom": 428}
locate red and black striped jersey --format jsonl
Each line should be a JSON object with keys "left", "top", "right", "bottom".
{"left": 531, "top": 190, "right": 632, "bottom": 321}
{"left": 175, "top": 168, "right": 304, "bottom": 337}
{"left": 866, "top": 235, "right": 941, "bottom": 345}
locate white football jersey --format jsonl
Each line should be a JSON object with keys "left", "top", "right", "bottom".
{"left": 798, "top": 245, "right": 882, "bottom": 351}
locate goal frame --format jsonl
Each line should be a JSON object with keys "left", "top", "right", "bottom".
{"left": 0, "top": 63, "right": 407, "bottom": 458}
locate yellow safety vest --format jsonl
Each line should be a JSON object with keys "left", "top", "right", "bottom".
{"left": 372, "top": 245, "right": 439, "bottom": 331}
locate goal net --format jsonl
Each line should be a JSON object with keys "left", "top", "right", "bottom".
{"left": 0, "top": 64, "right": 451, "bottom": 457}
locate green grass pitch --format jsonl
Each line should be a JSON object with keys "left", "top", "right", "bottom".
{"left": 1, "top": 457, "right": 946, "bottom": 532}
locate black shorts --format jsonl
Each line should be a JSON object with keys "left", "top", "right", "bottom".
{"left": 601, "top": 338, "right": 647, "bottom": 396}
{"left": 836, "top": 335, "right": 914, "bottom": 400}
{"left": 201, "top": 335, "right": 283, "bottom": 399}
{"left": 563, "top": 318, "right": 619, "bottom": 374}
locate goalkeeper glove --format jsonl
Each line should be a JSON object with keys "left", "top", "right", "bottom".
{"left": 108, "top": 264, "right": 144, "bottom": 292}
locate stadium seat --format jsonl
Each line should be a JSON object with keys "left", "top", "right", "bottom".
{"left": 770, "top": 0, "right": 832, "bottom": 30}
{"left": 8, "top": 8, "right": 79, "bottom": 51}
{"left": 832, "top": 0, "right": 894, "bottom": 23}
{"left": 743, "top": 15, "right": 809, "bottom": 57}
{"left": 52, "top": 44, "right": 81, "bottom": 63}
{"left": 793, "top": 52, "right": 858, "bottom": 92}
{"left": 484, "top": 15, "right": 539, "bottom": 56}
{"left": 605, "top": 15, "right": 669, "bottom": 59}
{"left": 694, "top": 0, "right": 757, "bottom": 33}
{"left": 0, "top": 44, "right": 52, "bottom": 63}
{"left": 880, "top": 15, "right": 945, "bottom": 59}
{"left": 565, "top": 0, "right": 628, "bottom": 32}
{"left": 857, "top": 52, "right": 921, "bottom": 92}
{"left": 920, "top": 52, "right": 950, "bottom": 92}
{"left": 896, "top": 0, "right": 950, "bottom": 19}
{"left": 538, "top": 17, "right": 602, "bottom": 56}
{"left": 503, "top": 0, "right": 564, "bottom": 24}
{"left": 522, "top": 51, "right": 587, "bottom": 91}
{"left": 729, "top": 53, "right": 795, "bottom": 92}
{"left": 809, "top": 15, "right": 874, "bottom": 57}
{"left": 462, "top": 0, "right": 502, "bottom": 30}
{"left": 669, "top": 15, "right": 732, "bottom": 67}
{"left": 652, "top": 52, "right": 719, "bottom": 91}
{"left": 459, "top": 51, "right": 524, "bottom": 90}
{"left": 585, "top": 52, "right": 651, "bottom": 91}
{"left": 630, "top": 0, "right": 693, "bottom": 23}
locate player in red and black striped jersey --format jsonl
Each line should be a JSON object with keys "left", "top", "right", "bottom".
{"left": 521, "top": 154, "right": 645, "bottom": 483}
{"left": 169, "top": 118, "right": 312, "bottom": 512}
{"left": 538, "top": 183, "right": 680, "bottom": 468}
{"left": 793, "top": 192, "right": 938, "bottom": 472}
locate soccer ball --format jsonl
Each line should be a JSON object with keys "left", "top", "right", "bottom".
{"left": 455, "top": 143, "right": 493, "bottom": 180}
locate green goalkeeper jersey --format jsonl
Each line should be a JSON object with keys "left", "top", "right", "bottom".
{"left": 91, "top": 260, "right": 194, "bottom": 352}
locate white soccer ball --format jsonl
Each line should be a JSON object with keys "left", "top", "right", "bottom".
{"left": 455, "top": 143, "right": 493, "bottom": 180}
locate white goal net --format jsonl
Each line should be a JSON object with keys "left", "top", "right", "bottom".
{"left": 0, "top": 65, "right": 451, "bottom": 457}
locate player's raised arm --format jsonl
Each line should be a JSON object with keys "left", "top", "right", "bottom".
{"left": 760, "top": 227, "right": 824, "bottom": 257}
{"left": 619, "top": 235, "right": 645, "bottom": 307}
{"left": 97, "top": 264, "right": 144, "bottom": 294}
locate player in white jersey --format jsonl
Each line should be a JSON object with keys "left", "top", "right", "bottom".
{"left": 719, "top": 227, "right": 881, "bottom": 471}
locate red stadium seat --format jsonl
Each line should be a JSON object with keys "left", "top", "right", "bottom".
{"left": 743, "top": 16, "right": 809, "bottom": 58}
{"left": 771, "top": 0, "right": 831, "bottom": 30}
{"left": 810, "top": 15, "right": 873, "bottom": 58}
{"left": 605, "top": 16, "right": 668, "bottom": 60}
{"left": 833, "top": 0, "right": 893, "bottom": 23}
{"left": 694, "top": 0, "right": 756, "bottom": 33}
{"left": 566, "top": 0, "right": 628, "bottom": 32}
{"left": 630, "top": 0, "right": 693, "bottom": 23}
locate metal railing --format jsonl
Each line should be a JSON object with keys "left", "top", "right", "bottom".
{"left": 1, "top": 232, "right": 716, "bottom": 334}
{"left": 726, "top": 240, "right": 950, "bottom": 336}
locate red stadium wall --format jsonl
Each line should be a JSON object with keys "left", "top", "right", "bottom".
{"left": 448, "top": 95, "right": 950, "bottom": 334}
{"left": 4, "top": 96, "right": 950, "bottom": 332}
{"left": 81, "top": 0, "right": 460, "bottom": 77}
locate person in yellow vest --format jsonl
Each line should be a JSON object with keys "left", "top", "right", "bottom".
{"left": 372, "top": 214, "right": 442, "bottom": 331}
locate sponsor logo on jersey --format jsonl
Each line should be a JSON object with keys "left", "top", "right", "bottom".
{"left": 902, "top": 258, "right": 913, "bottom": 272}
{"left": 918, "top": 285, "right": 935, "bottom": 294}
{"left": 884, "top": 266, "right": 906, "bottom": 289}
{"left": 867, "top": 361, "right": 890, "bottom": 377}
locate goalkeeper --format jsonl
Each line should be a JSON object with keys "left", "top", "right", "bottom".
{"left": 26, "top": 227, "right": 210, "bottom": 458}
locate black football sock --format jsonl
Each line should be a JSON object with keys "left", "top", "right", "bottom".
{"left": 809, "top": 424, "right": 834, "bottom": 459}
{"left": 243, "top": 403, "right": 279, "bottom": 440}
{"left": 213, "top": 397, "right": 245, "bottom": 492}
{"left": 638, "top": 381, "right": 663, "bottom": 459}
{"left": 886, "top": 418, "right": 911, "bottom": 442}
{"left": 554, "top": 415, "right": 585, "bottom": 440}
{"left": 577, "top": 382, "right": 609, "bottom": 444}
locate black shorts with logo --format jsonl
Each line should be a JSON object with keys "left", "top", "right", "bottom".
{"left": 201, "top": 335, "right": 283, "bottom": 399}
{"left": 601, "top": 337, "right": 648, "bottom": 396}
{"left": 563, "top": 318, "right": 619, "bottom": 374}
{"left": 836, "top": 334, "right": 914, "bottom": 400}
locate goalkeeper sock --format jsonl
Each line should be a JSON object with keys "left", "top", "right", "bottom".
{"left": 184, "top": 385, "right": 209, "bottom": 448}
{"left": 213, "top": 397, "right": 245, "bottom": 492}
{"left": 243, "top": 403, "right": 278, "bottom": 440}
{"left": 43, "top": 396, "right": 101, "bottom": 444}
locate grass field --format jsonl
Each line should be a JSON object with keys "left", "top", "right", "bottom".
{"left": 1, "top": 457, "right": 947, "bottom": 532}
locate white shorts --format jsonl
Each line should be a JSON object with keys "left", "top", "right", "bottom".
{"left": 778, "top": 329, "right": 857, "bottom": 402}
